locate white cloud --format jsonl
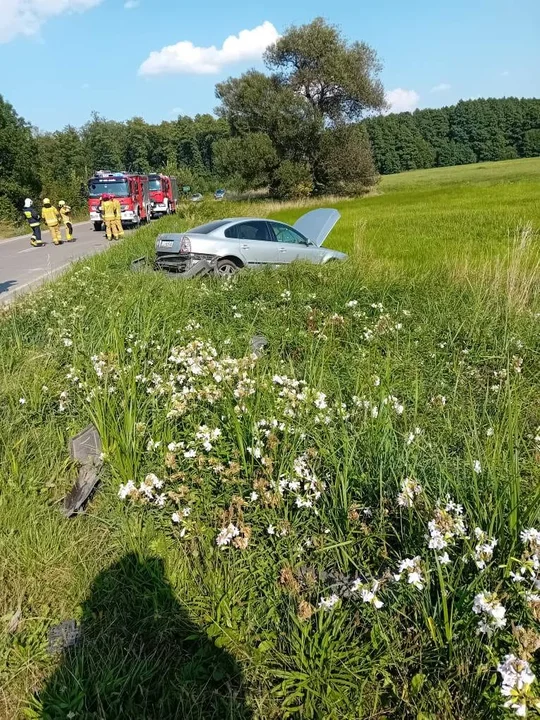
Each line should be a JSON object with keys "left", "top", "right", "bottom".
{"left": 0, "top": 0, "right": 103, "bottom": 43}
{"left": 385, "top": 88, "right": 420, "bottom": 114}
{"left": 139, "top": 20, "right": 279, "bottom": 76}
{"left": 124, "top": 0, "right": 139, "bottom": 8}
{"left": 431, "top": 83, "right": 451, "bottom": 93}
{"left": 169, "top": 107, "right": 184, "bottom": 116}
{"left": 501, "top": 70, "right": 510, "bottom": 77}
{"left": 81, "top": 82, "right": 90, "bottom": 89}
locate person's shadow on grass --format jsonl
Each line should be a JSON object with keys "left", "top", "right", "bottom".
{"left": 36, "top": 552, "right": 252, "bottom": 720}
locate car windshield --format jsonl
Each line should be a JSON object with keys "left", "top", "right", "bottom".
{"left": 148, "top": 178, "right": 162, "bottom": 191}
{"left": 88, "top": 180, "right": 129, "bottom": 198}
{"left": 188, "top": 220, "right": 229, "bottom": 234}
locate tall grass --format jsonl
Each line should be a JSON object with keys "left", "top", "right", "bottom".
{"left": 1, "top": 158, "right": 540, "bottom": 719}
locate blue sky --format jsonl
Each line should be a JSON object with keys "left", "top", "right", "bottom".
{"left": 1, "top": 0, "right": 538, "bottom": 132}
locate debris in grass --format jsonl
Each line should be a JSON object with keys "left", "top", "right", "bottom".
{"left": 63, "top": 424, "right": 103, "bottom": 517}
{"left": 250, "top": 335, "right": 268, "bottom": 358}
{"left": 6, "top": 608, "right": 22, "bottom": 634}
{"left": 47, "top": 619, "right": 81, "bottom": 654}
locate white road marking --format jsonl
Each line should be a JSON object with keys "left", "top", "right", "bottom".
{"left": 18, "top": 248, "right": 34, "bottom": 254}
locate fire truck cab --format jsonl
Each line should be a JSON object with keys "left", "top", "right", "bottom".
{"left": 88, "top": 171, "right": 152, "bottom": 231}
{"left": 148, "top": 174, "right": 179, "bottom": 218}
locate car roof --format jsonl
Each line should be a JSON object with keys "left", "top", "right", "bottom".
{"left": 216, "top": 217, "right": 287, "bottom": 223}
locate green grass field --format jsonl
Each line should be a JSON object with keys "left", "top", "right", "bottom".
{"left": 2, "top": 157, "right": 540, "bottom": 719}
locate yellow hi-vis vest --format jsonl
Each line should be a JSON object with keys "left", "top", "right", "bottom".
{"left": 60, "top": 205, "right": 72, "bottom": 223}
{"left": 41, "top": 205, "right": 60, "bottom": 226}
{"left": 112, "top": 199, "right": 122, "bottom": 217}
{"left": 101, "top": 200, "right": 116, "bottom": 220}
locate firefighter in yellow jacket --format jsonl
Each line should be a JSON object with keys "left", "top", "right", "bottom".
{"left": 111, "top": 195, "right": 125, "bottom": 239}
{"left": 99, "top": 194, "right": 119, "bottom": 241}
{"left": 41, "top": 198, "right": 62, "bottom": 245}
{"left": 58, "top": 200, "right": 75, "bottom": 241}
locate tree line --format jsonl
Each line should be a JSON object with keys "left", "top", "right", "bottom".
{"left": 364, "top": 98, "right": 540, "bottom": 175}
{"left": 1, "top": 17, "right": 539, "bottom": 226}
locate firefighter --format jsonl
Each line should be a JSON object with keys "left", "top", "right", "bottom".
{"left": 22, "top": 198, "right": 44, "bottom": 247}
{"left": 110, "top": 195, "right": 125, "bottom": 239}
{"left": 41, "top": 198, "right": 62, "bottom": 245}
{"left": 58, "top": 200, "right": 75, "bottom": 241}
{"left": 99, "top": 194, "right": 119, "bottom": 241}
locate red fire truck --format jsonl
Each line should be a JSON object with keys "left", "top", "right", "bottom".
{"left": 88, "top": 171, "right": 152, "bottom": 231}
{"left": 148, "top": 174, "right": 179, "bottom": 218}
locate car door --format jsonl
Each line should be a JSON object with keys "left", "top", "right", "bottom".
{"left": 224, "top": 221, "right": 279, "bottom": 267}
{"left": 268, "top": 222, "right": 324, "bottom": 264}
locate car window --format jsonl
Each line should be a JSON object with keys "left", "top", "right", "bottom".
{"left": 225, "top": 221, "right": 274, "bottom": 242}
{"left": 269, "top": 222, "right": 308, "bottom": 245}
{"left": 189, "top": 220, "right": 229, "bottom": 234}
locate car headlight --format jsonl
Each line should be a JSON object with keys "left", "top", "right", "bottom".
{"left": 121, "top": 205, "right": 129, "bottom": 211}
{"left": 180, "top": 235, "right": 191, "bottom": 254}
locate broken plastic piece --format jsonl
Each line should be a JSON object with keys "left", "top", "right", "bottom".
{"left": 251, "top": 335, "right": 268, "bottom": 358}
{"left": 69, "top": 424, "right": 102, "bottom": 464}
{"left": 47, "top": 619, "right": 80, "bottom": 654}
{"left": 63, "top": 425, "right": 103, "bottom": 517}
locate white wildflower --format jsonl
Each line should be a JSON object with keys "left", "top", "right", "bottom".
{"left": 497, "top": 654, "right": 538, "bottom": 717}
{"left": 394, "top": 557, "right": 425, "bottom": 590}
{"left": 438, "top": 552, "right": 451, "bottom": 565}
{"left": 397, "top": 477, "right": 423, "bottom": 508}
{"left": 427, "top": 498, "right": 467, "bottom": 550}
{"left": 356, "top": 580, "right": 384, "bottom": 609}
{"left": 472, "top": 528, "right": 498, "bottom": 570}
{"left": 474, "top": 460, "right": 482, "bottom": 474}
{"left": 318, "top": 594, "right": 340, "bottom": 611}
{"left": 473, "top": 591, "right": 506, "bottom": 635}
{"left": 216, "top": 523, "right": 240, "bottom": 548}
{"left": 267, "top": 525, "right": 276, "bottom": 535}
{"left": 118, "top": 480, "right": 136, "bottom": 500}
{"left": 19, "top": 398, "right": 26, "bottom": 405}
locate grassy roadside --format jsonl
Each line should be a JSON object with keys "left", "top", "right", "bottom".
{"left": 1, "top": 158, "right": 540, "bottom": 719}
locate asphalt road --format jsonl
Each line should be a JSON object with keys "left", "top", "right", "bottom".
{"left": 0, "top": 221, "right": 127, "bottom": 303}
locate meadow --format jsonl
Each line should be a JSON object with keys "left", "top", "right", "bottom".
{"left": 1, "top": 157, "right": 540, "bottom": 719}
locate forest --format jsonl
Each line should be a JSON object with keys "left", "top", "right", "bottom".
{"left": 0, "top": 16, "right": 539, "bottom": 224}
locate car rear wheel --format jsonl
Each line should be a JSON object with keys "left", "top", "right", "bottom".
{"left": 93, "top": 221, "right": 103, "bottom": 232}
{"left": 216, "top": 259, "right": 239, "bottom": 276}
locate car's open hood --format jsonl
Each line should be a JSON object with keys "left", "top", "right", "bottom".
{"left": 293, "top": 208, "right": 341, "bottom": 247}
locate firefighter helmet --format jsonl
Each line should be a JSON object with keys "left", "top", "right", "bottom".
{"left": 24, "top": 198, "right": 33, "bottom": 208}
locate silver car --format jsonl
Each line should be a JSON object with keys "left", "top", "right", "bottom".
{"left": 155, "top": 208, "right": 346, "bottom": 275}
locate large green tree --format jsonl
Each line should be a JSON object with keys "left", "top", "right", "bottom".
{"left": 264, "top": 17, "right": 385, "bottom": 123}
{"left": 0, "top": 95, "right": 41, "bottom": 222}
{"left": 215, "top": 18, "right": 384, "bottom": 195}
